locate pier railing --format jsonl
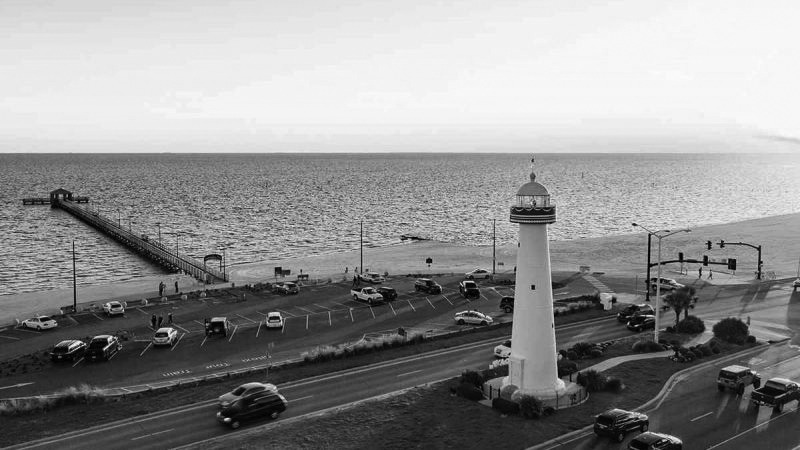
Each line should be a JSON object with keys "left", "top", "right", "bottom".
{"left": 54, "top": 199, "right": 227, "bottom": 283}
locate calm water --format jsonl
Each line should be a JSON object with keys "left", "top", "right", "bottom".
{"left": 1, "top": 151, "right": 799, "bottom": 296}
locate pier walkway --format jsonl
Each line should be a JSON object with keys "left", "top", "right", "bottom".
{"left": 25, "top": 188, "right": 227, "bottom": 283}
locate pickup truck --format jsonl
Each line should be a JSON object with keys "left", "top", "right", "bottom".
{"left": 750, "top": 377, "right": 800, "bottom": 412}
{"left": 351, "top": 287, "right": 384, "bottom": 305}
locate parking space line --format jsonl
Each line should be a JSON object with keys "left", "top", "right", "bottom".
{"left": 93, "top": 313, "right": 105, "bottom": 321}
{"left": 16, "top": 328, "right": 40, "bottom": 334}
{"left": 314, "top": 303, "right": 332, "bottom": 311}
{"left": 328, "top": 311, "right": 332, "bottom": 326}
{"left": 173, "top": 324, "right": 190, "bottom": 333}
{"left": 236, "top": 313, "right": 258, "bottom": 324}
{"left": 388, "top": 303, "right": 396, "bottom": 316}
{"left": 333, "top": 302, "right": 351, "bottom": 309}
{"left": 406, "top": 299, "right": 416, "bottom": 312}
{"left": 277, "top": 309, "right": 296, "bottom": 317}
{"left": 305, "top": 315, "right": 309, "bottom": 330}
{"left": 256, "top": 321, "right": 263, "bottom": 337}
{"left": 193, "top": 320, "right": 205, "bottom": 327}
{"left": 171, "top": 333, "right": 185, "bottom": 351}
{"left": 256, "top": 311, "right": 268, "bottom": 317}
{"left": 139, "top": 342, "right": 152, "bottom": 357}
{"left": 349, "top": 309, "right": 354, "bottom": 322}
{"left": 427, "top": 298, "right": 436, "bottom": 309}
{"left": 135, "top": 307, "right": 149, "bottom": 315}
{"left": 0, "top": 335, "right": 20, "bottom": 340}
{"left": 282, "top": 319, "right": 287, "bottom": 334}
{"left": 295, "top": 306, "right": 315, "bottom": 314}
{"left": 72, "top": 357, "right": 84, "bottom": 367}
{"left": 228, "top": 325, "right": 238, "bottom": 342}
{"left": 369, "top": 306, "right": 376, "bottom": 319}
{"left": 442, "top": 295, "right": 453, "bottom": 305}
{"left": 201, "top": 335, "right": 208, "bottom": 347}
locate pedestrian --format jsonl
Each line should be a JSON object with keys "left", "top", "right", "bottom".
{"left": 168, "top": 312, "right": 173, "bottom": 325}
{"left": 157, "top": 315, "right": 163, "bottom": 328}
{"left": 158, "top": 281, "right": 164, "bottom": 297}
{"left": 151, "top": 314, "right": 157, "bottom": 329}
{"left": 698, "top": 267, "right": 702, "bottom": 278}
{"left": 174, "top": 280, "right": 179, "bottom": 293}
{"left": 746, "top": 315, "right": 751, "bottom": 326}
{"left": 345, "top": 267, "right": 348, "bottom": 273}
{"left": 708, "top": 269, "right": 713, "bottom": 279}
{"left": 352, "top": 275, "right": 358, "bottom": 287}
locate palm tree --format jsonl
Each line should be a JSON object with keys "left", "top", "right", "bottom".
{"left": 663, "top": 286, "right": 697, "bottom": 326}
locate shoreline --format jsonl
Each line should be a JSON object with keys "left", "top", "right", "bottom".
{"left": 2, "top": 212, "right": 799, "bottom": 326}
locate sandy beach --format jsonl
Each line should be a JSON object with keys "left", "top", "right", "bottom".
{"left": 2, "top": 213, "right": 799, "bottom": 326}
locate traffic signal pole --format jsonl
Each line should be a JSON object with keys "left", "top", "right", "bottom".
{"left": 715, "top": 240, "right": 762, "bottom": 280}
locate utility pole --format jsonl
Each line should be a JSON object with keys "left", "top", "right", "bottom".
{"left": 72, "top": 240, "right": 77, "bottom": 313}
{"left": 360, "top": 221, "right": 363, "bottom": 274}
{"left": 645, "top": 233, "right": 652, "bottom": 302}
{"left": 492, "top": 219, "right": 496, "bottom": 275}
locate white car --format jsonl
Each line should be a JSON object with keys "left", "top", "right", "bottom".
{"left": 465, "top": 268, "right": 492, "bottom": 280}
{"left": 266, "top": 312, "right": 284, "bottom": 328}
{"left": 360, "top": 273, "right": 385, "bottom": 284}
{"left": 102, "top": 301, "right": 125, "bottom": 317}
{"left": 153, "top": 327, "right": 178, "bottom": 346}
{"left": 20, "top": 315, "right": 58, "bottom": 330}
{"left": 494, "top": 340, "right": 512, "bottom": 358}
{"left": 454, "top": 310, "right": 493, "bottom": 326}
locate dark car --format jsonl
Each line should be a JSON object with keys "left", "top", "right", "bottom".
{"left": 205, "top": 317, "right": 231, "bottom": 337}
{"left": 627, "top": 314, "right": 656, "bottom": 332}
{"left": 273, "top": 282, "right": 299, "bottom": 295}
{"left": 617, "top": 304, "right": 655, "bottom": 323}
{"left": 594, "top": 408, "right": 649, "bottom": 442}
{"left": 85, "top": 335, "right": 122, "bottom": 361}
{"left": 376, "top": 286, "right": 397, "bottom": 301}
{"left": 414, "top": 278, "right": 442, "bottom": 294}
{"left": 216, "top": 391, "right": 288, "bottom": 429}
{"left": 50, "top": 339, "right": 87, "bottom": 362}
{"left": 459, "top": 280, "right": 480, "bottom": 299}
{"left": 628, "top": 432, "right": 682, "bottom": 450}
{"left": 499, "top": 296, "right": 514, "bottom": 313}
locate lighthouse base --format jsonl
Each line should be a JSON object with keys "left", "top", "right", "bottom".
{"left": 501, "top": 376, "right": 566, "bottom": 398}
{"left": 487, "top": 377, "right": 583, "bottom": 410}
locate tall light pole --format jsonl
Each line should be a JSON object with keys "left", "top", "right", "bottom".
{"left": 72, "top": 240, "right": 77, "bottom": 313}
{"left": 632, "top": 223, "right": 691, "bottom": 342}
{"left": 360, "top": 220, "right": 363, "bottom": 274}
{"left": 156, "top": 222, "right": 161, "bottom": 245}
{"left": 492, "top": 219, "right": 496, "bottom": 275}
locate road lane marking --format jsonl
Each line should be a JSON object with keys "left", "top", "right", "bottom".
{"left": 407, "top": 300, "right": 416, "bottom": 312}
{"left": 291, "top": 395, "right": 314, "bottom": 402}
{"left": 296, "top": 306, "right": 315, "bottom": 314}
{"left": 0, "top": 382, "right": 34, "bottom": 390}
{"left": 397, "top": 369, "right": 423, "bottom": 377}
{"left": 236, "top": 314, "right": 257, "bottom": 324}
{"left": 349, "top": 309, "right": 354, "bottom": 322}
{"left": 228, "top": 325, "right": 238, "bottom": 342}
{"left": 173, "top": 324, "right": 190, "bottom": 333}
{"left": 131, "top": 428, "right": 174, "bottom": 441}
{"left": 193, "top": 320, "right": 205, "bottom": 326}
{"left": 93, "top": 313, "right": 105, "bottom": 321}
{"left": 72, "top": 357, "right": 84, "bottom": 367}
{"left": 201, "top": 335, "right": 208, "bottom": 347}
{"left": 690, "top": 411, "right": 712, "bottom": 421}
{"left": 388, "top": 303, "right": 395, "bottom": 316}
{"left": 707, "top": 408, "right": 797, "bottom": 449}
{"left": 0, "top": 335, "right": 20, "bottom": 340}
{"left": 761, "top": 353, "right": 800, "bottom": 370}
{"left": 333, "top": 302, "right": 351, "bottom": 308}
{"left": 306, "top": 315, "right": 309, "bottom": 330}
{"left": 442, "top": 295, "right": 453, "bottom": 305}
{"left": 139, "top": 342, "right": 152, "bottom": 357}
{"left": 328, "top": 311, "right": 332, "bottom": 326}
{"left": 370, "top": 306, "right": 376, "bottom": 319}
{"left": 256, "top": 311, "right": 268, "bottom": 316}
{"left": 135, "top": 307, "right": 148, "bottom": 315}
{"left": 426, "top": 298, "right": 436, "bottom": 309}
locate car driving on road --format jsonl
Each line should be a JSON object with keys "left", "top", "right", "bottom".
{"left": 648, "top": 277, "right": 684, "bottom": 291}
{"left": 20, "top": 315, "right": 58, "bottom": 331}
{"left": 464, "top": 268, "right": 492, "bottom": 280}
{"left": 594, "top": 408, "right": 649, "bottom": 442}
{"left": 627, "top": 431, "right": 682, "bottom": 450}
{"left": 494, "top": 340, "right": 511, "bottom": 358}
{"left": 273, "top": 281, "right": 299, "bottom": 295}
{"left": 217, "top": 390, "right": 288, "bottom": 429}
{"left": 626, "top": 314, "right": 656, "bottom": 332}
{"left": 218, "top": 382, "right": 279, "bottom": 409}
{"left": 454, "top": 310, "right": 493, "bottom": 326}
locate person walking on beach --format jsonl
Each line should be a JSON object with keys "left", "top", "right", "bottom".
{"left": 174, "top": 280, "right": 179, "bottom": 294}
{"left": 151, "top": 314, "right": 157, "bottom": 330}
{"left": 698, "top": 267, "right": 702, "bottom": 278}
{"left": 708, "top": 269, "right": 713, "bottom": 280}
{"left": 345, "top": 267, "right": 348, "bottom": 274}
{"left": 158, "top": 281, "right": 165, "bottom": 297}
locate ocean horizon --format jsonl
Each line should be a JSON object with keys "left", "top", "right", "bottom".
{"left": 2, "top": 151, "right": 799, "bottom": 297}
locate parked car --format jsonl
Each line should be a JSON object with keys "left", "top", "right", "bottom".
{"left": 465, "top": 268, "right": 492, "bottom": 280}
{"left": 153, "top": 327, "right": 179, "bottom": 346}
{"left": 50, "top": 339, "right": 87, "bottom": 362}
{"left": 717, "top": 365, "right": 761, "bottom": 394}
{"left": 617, "top": 304, "right": 655, "bottom": 323}
{"left": 205, "top": 317, "right": 231, "bottom": 337}
{"left": 218, "top": 382, "right": 279, "bottom": 408}
{"left": 265, "top": 312, "right": 284, "bottom": 329}
{"left": 102, "top": 301, "right": 125, "bottom": 317}
{"left": 494, "top": 340, "right": 511, "bottom": 358}
{"left": 20, "top": 315, "right": 58, "bottom": 331}
{"left": 359, "top": 272, "right": 385, "bottom": 284}
{"left": 414, "top": 278, "right": 442, "bottom": 294}
{"left": 648, "top": 277, "right": 684, "bottom": 291}
{"left": 273, "top": 281, "right": 299, "bottom": 295}
{"left": 459, "top": 280, "right": 480, "bottom": 299}
{"left": 594, "top": 408, "right": 649, "bottom": 442}
{"left": 454, "top": 310, "right": 493, "bottom": 326}
{"left": 627, "top": 432, "right": 682, "bottom": 450}
{"left": 217, "top": 391, "right": 288, "bottom": 429}
{"left": 793, "top": 278, "right": 800, "bottom": 291}
{"left": 376, "top": 286, "right": 397, "bottom": 301}
{"left": 85, "top": 335, "right": 122, "bottom": 361}
{"left": 627, "top": 314, "right": 656, "bottom": 332}
{"left": 499, "top": 296, "right": 514, "bottom": 313}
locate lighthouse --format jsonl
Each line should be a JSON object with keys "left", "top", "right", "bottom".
{"left": 504, "top": 159, "right": 566, "bottom": 397}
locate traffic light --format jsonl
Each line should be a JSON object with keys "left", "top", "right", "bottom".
{"left": 720, "top": 240, "right": 725, "bottom": 248}
{"left": 706, "top": 241, "right": 712, "bottom": 250}
{"left": 703, "top": 255, "right": 709, "bottom": 266}
{"left": 678, "top": 252, "right": 684, "bottom": 262}
{"left": 727, "top": 258, "right": 737, "bottom": 270}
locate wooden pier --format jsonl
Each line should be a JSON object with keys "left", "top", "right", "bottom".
{"left": 24, "top": 188, "right": 228, "bottom": 283}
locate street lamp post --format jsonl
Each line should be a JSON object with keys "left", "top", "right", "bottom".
{"left": 632, "top": 223, "right": 691, "bottom": 343}
{"left": 360, "top": 221, "right": 363, "bottom": 274}
{"left": 492, "top": 219, "right": 496, "bottom": 276}
{"left": 156, "top": 222, "right": 161, "bottom": 245}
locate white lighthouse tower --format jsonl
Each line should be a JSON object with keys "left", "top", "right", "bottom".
{"left": 504, "top": 158, "right": 566, "bottom": 397}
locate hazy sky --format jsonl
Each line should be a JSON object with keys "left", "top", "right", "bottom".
{"left": 2, "top": 0, "right": 799, "bottom": 152}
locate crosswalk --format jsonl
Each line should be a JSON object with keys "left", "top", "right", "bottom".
{"left": 582, "top": 274, "right": 614, "bottom": 294}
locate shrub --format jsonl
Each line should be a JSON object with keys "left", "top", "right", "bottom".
{"left": 518, "top": 395, "right": 544, "bottom": 419}
{"left": 577, "top": 370, "right": 608, "bottom": 392}
{"left": 571, "top": 342, "right": 594, "bottom": 355}
{"left": 566, "top": 350, "right": 578, "bottom": 360}
{"left": 691, "top": 347, "right": 703, "bottom": 358}
{"left": 456, "top": 382, "right": 484, "bottom": 401}
{"left": 500, "top": 384, "right": 519, "bottom": 400}
{"left": 746, "top": 335, "right": 757, "bottom": 344}
{"left": 557, "top": 359, "right": 578, "bottom": 377}
{"left": 483, "top": 364, "right": 509, "bottom": 379}
{"left": 676, "top": 315, "right": 706, "bottom": 334}
{"left": 461, "top": 370, "right": 484, "bottom": 388}
{"left": 665, "top": 326, "right": 675, "bottom": 333}
{"left": 713, "top": 317, "right": 749, "bottom": 344}
{"left": 558, "top": 349, "right": 567, "bottom": 358}
{"left": 492, "top": 397, "right": 520, "bottom": 415}
{"left": 632, "top": 340, "right": 664, "bottom": 353}
{"left": 588, "top": 348, "right": 604, "bottom": 358}
{"left": 699, "top": 345, "right": 712, "bottom": 356}
{"left": 606, "top": 377, "right": 624, "bottom": 392}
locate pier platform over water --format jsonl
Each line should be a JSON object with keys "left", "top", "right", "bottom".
{"left": 24, "top": 188, "right": 228, "bottom": 283}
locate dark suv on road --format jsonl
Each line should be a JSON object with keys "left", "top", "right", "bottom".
{"left": 626, "top": 314, "right": 656, "bottom": 332}
{"left": 617, "top": 304, "right": 655, "bottom": 323}
{"left": 217, "top": 391, "right": 288, "bottom": 429}
{"left": 594, "top": 408, "right": 649, "bottom": 442}
{"left": 414, "top": 278, "right": 442, "bottom": 294}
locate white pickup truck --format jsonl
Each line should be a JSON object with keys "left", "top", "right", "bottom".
{"left": 351, "top": 287, "right": 384, "bottom": 305}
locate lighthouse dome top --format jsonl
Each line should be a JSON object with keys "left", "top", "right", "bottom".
{"left": 516, "top": 172, "right": 550, "bottom": 196}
